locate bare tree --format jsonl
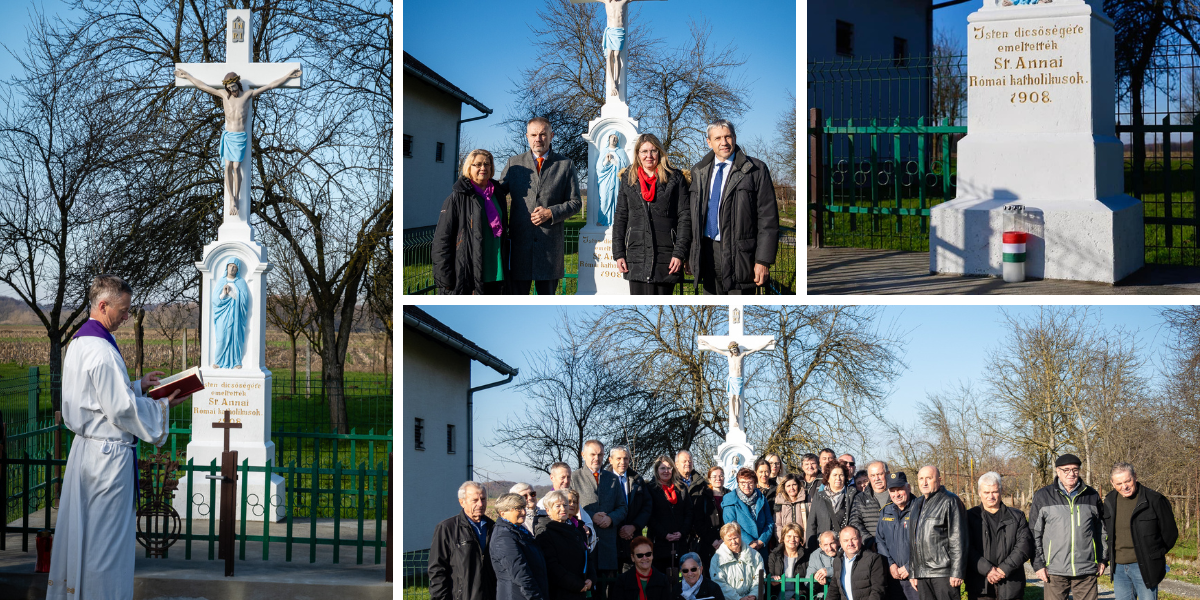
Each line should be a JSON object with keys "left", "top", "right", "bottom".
{"left": 264, "top": 230, "right": 316, "bottom": 395}
{"left": 153, "top": 301, "right": 194, "bottom": 372}
{"left": 1158, "top": 305, "right": 1200, "bottom": 560}
{"left": 929, "top": 28, "right": 967, "bottom": 128}
{"left": 363, "top": 233, "right": 392, "bottom": 374}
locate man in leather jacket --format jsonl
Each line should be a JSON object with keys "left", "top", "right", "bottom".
{"left": 906, "top": 466, "right": 967, "bottom": 600}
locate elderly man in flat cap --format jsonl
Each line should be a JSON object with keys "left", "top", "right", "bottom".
{"left": 1029, "top": 454, "right": 1107, "bottom": 600}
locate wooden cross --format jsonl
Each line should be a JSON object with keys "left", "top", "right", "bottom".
{"left": 173, "top": 9, "right": 301, "bottom": 234}
{"left": 212, "top": 410, "right": 242, "bottom": 455}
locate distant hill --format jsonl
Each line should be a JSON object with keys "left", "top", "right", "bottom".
{"left": 0, "top": 296, "right": 42, "bottom": 325}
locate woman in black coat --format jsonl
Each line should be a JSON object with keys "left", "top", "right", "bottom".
{"left": 647, "top": 454, "right": 694, "bottom": 575}
{"left": 536, "top": 490, "right": 594, "bottom": 600}
{"left": 612, "top": 536, "right": 674, "bottom": 600}
{"left": 432, "top": 148, "right": 509, "bottom": 295}
{"left": 491, "top": 493, "right": 550, "bottom": 600}
{"left": 676, "top": 552, "right": 725, "bottom": 600}
{"left": 612, "top": 133, "right": 692, "bottom": 295}
{"left": 695, "top": 466, "right": 728, "bottom": 571}
{"left": 805, "top": 462, "right": 857, "bottom": 551}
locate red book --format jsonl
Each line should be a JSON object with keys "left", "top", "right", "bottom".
{"left": 147, "top": 366, "right": 205, "bottom": 400}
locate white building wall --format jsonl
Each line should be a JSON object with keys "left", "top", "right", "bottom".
{"left": 403, "top": 75, "right": 463, "bottom": 230}
{"left": 402, "top": 327, "right": 471, "bottom": 552}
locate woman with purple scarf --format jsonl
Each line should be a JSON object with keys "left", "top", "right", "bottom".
{"left": 433, "top": 148, "right": 510, "bottom": 294}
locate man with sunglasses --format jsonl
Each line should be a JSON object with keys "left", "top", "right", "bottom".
{"left": 1029, "top": 454, "right": 1107, "bottom": 600}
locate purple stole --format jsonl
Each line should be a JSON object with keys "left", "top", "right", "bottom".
{"left": 72, "top": 319, "right": 141, "bottom": 506}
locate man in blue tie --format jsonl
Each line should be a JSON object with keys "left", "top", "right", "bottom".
{"left": 687, "top": 119, "right": 780, "bottom": 294}
{"left": 606, "top": 445, "right": 652, "bottom": 572}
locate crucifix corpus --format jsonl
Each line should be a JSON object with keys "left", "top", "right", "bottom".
{"left": 173, "top": 10, "right": 302, "bottom": 221}
{"left": 698, "top": 305, "right": 776, "bottom": 434}
{"left": 572, "top": 0, "right": 664, "bottom": 98}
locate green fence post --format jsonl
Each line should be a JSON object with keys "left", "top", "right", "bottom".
{"left": 333, "top": 460, "right": 342, "bottom": 564}
{"left": 185, "top": 459, "right": 193, "bottom": 560}
{"left": 375, "top": 459, "right": 384, "bottom": 565}
{"left": 28, "top": 367, "right": 39, "bottom": 425}
{"left": 1163, "top": 114, "right": 1174, "bottom": 249}
{"left": 263, "top": 459, "right": 273, "bottom": 561}
{"left": 239, "top": 458, "right": 249, "bottom": 560}
{"left": 357, "top": 461, "right": 366, "bottom": 565}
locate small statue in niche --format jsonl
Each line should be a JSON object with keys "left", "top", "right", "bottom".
{"left": 212, "top": 257, "right": 250, "bottom": 369}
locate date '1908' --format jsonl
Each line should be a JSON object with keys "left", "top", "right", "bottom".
{"left": 1011, "top": 90, "right": 1052, "bottom": 104}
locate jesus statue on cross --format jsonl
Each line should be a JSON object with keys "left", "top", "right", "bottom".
{"left": 175, "top": 67, "right": 301, "bottom": 216}
{"left": 698, "top": 306, "right": 775, "bottom": 433}
{"left": 573, "top": 0, "right": 664, "bottom": 98}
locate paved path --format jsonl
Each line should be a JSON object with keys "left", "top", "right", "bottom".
{"left": 1020, "top": 565, "right": 1200, "bottom": 599}
{"left": 807, "top": 247, "right": 1200, "bottom": 295}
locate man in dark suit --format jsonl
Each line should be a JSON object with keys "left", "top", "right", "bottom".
{"left": 429, "top": 481, "right": 497, "bottom": 600}
{"left": 498, "top": 116, "right": 582, "bottom": 295}
{"left": 827, "top": 527, "right": 887, "bottom": 600}
{"left": 572, "top": 440, "right": 629, "bottom": 598}
{"left": 687, "top": 119, "right": 779, "bottom": 295}
{"left": 607, "top": 445, "right": 652, "bottom": 572}
{"left": 1103, "top": 463, "right": 1178, "bottom": 600}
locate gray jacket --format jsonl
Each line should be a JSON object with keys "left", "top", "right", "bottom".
{"left": 499, "top": 150, "right": 582, "bottom": 280}
{"left": 1029, "top": 479, "right": 1106, "bottom": 577}
{"left": 570, "top": 468, "right": 629, "bottom": 571}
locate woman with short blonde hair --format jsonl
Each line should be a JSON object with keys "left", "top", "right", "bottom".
{"left": 433, "top": 148, "right": 509, "bottom": 294}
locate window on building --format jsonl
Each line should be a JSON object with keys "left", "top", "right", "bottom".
{"left": 447, "top": 424, "right": 456, "bottom": 454}
{"left": 436, "top": 142, "right": 445, "bottom": 163}
{"left": 414, "top": 418, "right": 424, "bottom": 450}
{"left": 403, "top": 135, "right": 413, "bottom": 159}
{"left": 836, "top": 20, "right": 854, "bottom": 57}
{"left": 893, "top": 37, "right": 909, "bottom": 67}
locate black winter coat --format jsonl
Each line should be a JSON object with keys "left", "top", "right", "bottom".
{"left": 613, "top": 168, "right": 692, "bottom": 285}
{"left": 535, "top": 519, "right": 593, "bottom": 600}
{"left": 432, "top": 176, "right": 510, "bottom": 294}
{"left": 806, "top": 487, "right": 857, "bottom": 550}
{"left": 767, "top": 544, "right": 809, "bottom": 599}
{"left": 429, "top": 512, "right": 498, "bottom": 600}
{"left": 849, "top": 490, "right": 887, "bottom": 549}
{"left": 688, "top": 146, "right": 779, "bottom": 291}
{"left": 965, "top": 506, "right": 1033, "bottom": 600}
{"left": 606, "top": 465, "right": 654, "bottom": 563}
{"left": 907, "top": 486, "right": 967, "bottom": 579}
{"left": 1102, "top": 485, "right": 1179, "bottom": 588}
{"left": 675, "top": 576, "right": 725, "bottom": 600}
{"left": 612, "top": 568, "right": 673, "bottom": 600}
{"left": 491, "top": 518, "right": 550, "bottom": 600}
{"left": 693, "top": 486, "right": 725, "bottom": 558}
{"left": 826, "top": 549, "right": 887, "bottom": 600}
{"left": 648, "top": 480, "right": 694, "bottom": 569}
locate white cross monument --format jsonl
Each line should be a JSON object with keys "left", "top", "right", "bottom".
{"left": 698, "top": 305, "right": 775, "bottom": 477}
{"left": 170, "top": 9, "right": 300, "bottom": 522}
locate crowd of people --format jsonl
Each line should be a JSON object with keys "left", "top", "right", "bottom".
{"left": 428, "top": 442, "right": 1179, "bottom": 600}
{"left": 431, "top": 117, "right": 780, "bottom": 295}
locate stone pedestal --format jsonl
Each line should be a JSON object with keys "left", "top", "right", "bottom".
{"left": 173, "top": 234, "right": 285, "bottom": 522}
{"left": 713, "top": 428, "right": 755, "bottom": 482}
{"left": 577, "top": 111, "right": 638, "bottom": 294}
{"left": 929, "top": 0, "right": 1143, "bottom": 283}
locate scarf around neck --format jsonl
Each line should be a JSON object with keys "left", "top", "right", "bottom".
{"left": 737, "top": 488, "right": 760, "bottom": 517}
{"left": 681, "top": 575, "right": 704, "bottom": 600}
{"left": 470, "top": 179, "right": 504, "bottom": 238}
{"left": 662, "top": 481, "right": 679, "bottom": 504}
{"left": 637, "top": 165, "right": 657, "bottom": 202}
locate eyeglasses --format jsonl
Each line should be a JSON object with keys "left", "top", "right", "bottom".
{"left": 1057, "top": 467, "right": 1081, "bottom": 475}
{"left": 682, "top": 567, "right": 699, "bottom": 573}
{"left": 635, "top": 551, "right": 653, "bottom": 558}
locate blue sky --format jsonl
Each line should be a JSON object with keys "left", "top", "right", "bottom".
{"left": 416, "top": 304, "right": 1181, "bottom": 485}
{"left": 402, "top": 0, "right": 797, "bottom": 160}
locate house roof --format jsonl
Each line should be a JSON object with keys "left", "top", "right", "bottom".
{"left": 403, "top": 306, "right": 516, "bottom": 376}
{"left": 403, "top": 52, "right": 492, "bottom": 116}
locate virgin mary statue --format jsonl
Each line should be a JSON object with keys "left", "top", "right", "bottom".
{"left": 212, "top": 257, "right": 251, "bottom": 369}
{"left": 595, "top": 133, "right": 628, "bottom": 226}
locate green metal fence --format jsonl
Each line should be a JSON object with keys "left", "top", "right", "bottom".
{"left": 809, "top": 49, "right": 1200, "bottom": 265}
{"left": 2, "top": 370, "right": 392, "bottom": 565}
{"left": 403, "top": 224, "right": 797, "bottom": 295}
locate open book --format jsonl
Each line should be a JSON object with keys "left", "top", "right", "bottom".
{"left": 147, "top": 366, "right": 205, "bottom": 400}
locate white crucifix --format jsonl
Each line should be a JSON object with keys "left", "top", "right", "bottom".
{"left": 173, "top": 9, "right": 302, "bottom": 237}
{"left": 571, "top": 0, "right": 665, "bottom": 105}
{"left": 698, "top": 305, "right": 776, "bottom": 434}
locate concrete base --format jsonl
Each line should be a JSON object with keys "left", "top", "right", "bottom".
{"left": 576, "top": 226, "right": 630, "bottom": 294}
{"left": 929, "top": 195, "right": 1144, "bottom": 284}
{"left": 173, "top": 473, "right": 286, "bottom": 522}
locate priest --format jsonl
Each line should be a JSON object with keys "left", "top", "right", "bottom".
{"left": 46, "top": 274, "right": 188, "bottom": 600}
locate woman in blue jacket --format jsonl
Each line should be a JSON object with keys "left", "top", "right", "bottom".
{"left": 721, "top": 467, "right": 773, "bottom": 561}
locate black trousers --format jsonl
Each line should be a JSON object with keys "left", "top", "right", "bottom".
{"left": 628, "top": 280, "right": 676, "bottom": 295}
{"left": 698, "top": 237, "right": 754, "bottom": 295}
{"left": 916, "top": 578, "right": 960, "bottom": 600}
{"left": 508, "top": 279, "right": 559, "bottom": 295}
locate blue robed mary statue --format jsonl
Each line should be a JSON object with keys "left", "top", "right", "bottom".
{"left": 212, "top": 257, "right": 250, "bottom": 369}
{"left": 595, "top": 133, "right": 628, "bottom": 226}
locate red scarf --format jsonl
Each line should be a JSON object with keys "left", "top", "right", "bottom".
{"left": 637, "top": 166, "right": 657, "bottom": 202}
{"left": 636, "top": 569, "right": 653, "bottom": 600}
{"left": 662, "top": 482, "right": 678, "bottom": 504}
